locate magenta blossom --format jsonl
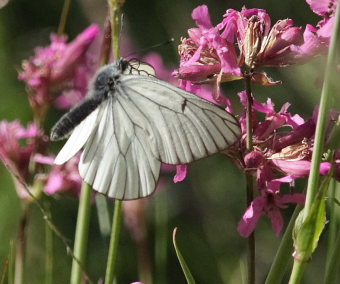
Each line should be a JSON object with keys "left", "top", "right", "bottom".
{"left": 174, "top": 5, "right": 326, "bottom": 88}
{"left": 173, "top": 5, "right": 241, "bottom": 84}
{"left": 0, "top": 121, "right": 46, "bottom": 199}
{"left": 238, "top": 176, "right": 305, "bottom": 237}
{"left": 34, "top": 154, "right": 82, "bottom": 196}
{"left": 19, "top": 25, "right": 100, "bottom": 118}
{"left": 306, "top": 0, "right": 338, "bottom": 39}
{"left": 235, "top": 92, "right": 340, "bottom": 235}
{"left": 221, "top": 7, "right": 325, "bottom": 67}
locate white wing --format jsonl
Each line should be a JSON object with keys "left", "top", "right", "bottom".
{"left": 124, "top": 60, "right": 156, "bottom": 76}
{"left": 116, "top": 75, "right": 241, "bottom": 165}
{"left": 56, "top": 74, "right": 240, "bottom": 200}
{"left": 54, "top": 108, "right": 100, "bottom": 165}
{"left": 79, "top": 97, "right": 161, "bottom": 200}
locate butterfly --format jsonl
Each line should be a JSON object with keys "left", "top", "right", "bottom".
{"left": 51, "top": 58, "right": 241, "bottom": 200}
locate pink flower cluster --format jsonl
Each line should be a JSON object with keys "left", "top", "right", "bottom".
{"left": 0, "top": 120, "right": 82, "bottom": 200}
{"left": 1, "top": 26, "right": 101, "bottom": 200}
{"left": 173, "top": 4, "right": 329, "bottom": 88}
{"left": 173, "top": 2, "right": 339, "bottom": 236}
{"left": 19, "top": 25, "right": 100, "bottom": 119}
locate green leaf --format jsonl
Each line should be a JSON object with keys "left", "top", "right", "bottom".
{"left": 172, "top": 228, "right": 196, "bottom": 284}
{"left": 293, "top": 177, "right": 330, "bottom": 262}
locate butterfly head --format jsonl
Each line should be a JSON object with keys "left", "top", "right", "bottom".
{"left": 93, "top": 59, "right": 129, "bottom": 93}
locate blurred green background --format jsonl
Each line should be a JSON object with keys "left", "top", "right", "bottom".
{"left": 0, "top": 0, "right": 335, "bottom": 283}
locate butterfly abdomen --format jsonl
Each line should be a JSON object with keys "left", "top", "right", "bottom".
{"left": 51, "top": 94, "right": 107, "bottom": 141}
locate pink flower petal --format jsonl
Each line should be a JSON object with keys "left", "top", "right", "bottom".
{"left": 191, "top": 5, "right": 213, "bottom": 30}
{"left": 33, "top": 154, "right": 55, "bottom": 165}
{"left": 268, "top": 208, "right": 284, "bottom": 236}
{"left": 271, "top": 159, "right": 311, "bottom": 177}
{"left": 173, "top": 165, "right": 188, "bottom": 183}
{"left": 238, "top": 197, "right": 265, "bottom": 237}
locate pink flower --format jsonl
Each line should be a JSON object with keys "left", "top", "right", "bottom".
{"left": 238, "top": 176, "right": 305, "bottom": 237}
{"left": 173, "top": 5, "right": 242, "bottom": 84}
{"left": 174, "top": 5, "right": 326, "bottom": 87}
{"left": 173, "top": 165, "right": 188, "bottom": 183}
{"left": 306, "top": 0, "right": 338, "bottom": 40}
{"left": 19, "top": 25, "right": 100, "bottom": 118}
{"left": 221, "top": 7, "right": 325, "bottom": 67}
{"left": 34, "top": 154, "right": 82, "bottom": 196}
{"left": 0, "top": 121, "right": 45, "bottom": 199}
{"left": 306, "top": 0, "right": 338, "bottom": 16}
{"left": 238, "top": 91, "right": 309, "bottom": 153}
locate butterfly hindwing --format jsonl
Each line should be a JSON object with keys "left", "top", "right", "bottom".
{"left": 79, "top": 96, "right": 160, "bottom": 199}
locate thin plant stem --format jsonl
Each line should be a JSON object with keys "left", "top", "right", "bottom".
{"left": 100, "top": 16, "right": 113, "bottom": 66}
{"left": 69, "top": 182, "right": 92, "bottom": 284}
{"left": 289, "top": 4, "right": 340, "bottom": 283}
{"left": 303, "top": 2, "right": 340, "bottom": 219}
{"left": 155, "top": 192, "right": 168, "bottom": 284}
{"left": 57, "top": 0, "right": 73, "bottom": 35}
{"left": 324, "top": 229, "right": 340, "bottom": 283}
{"left": 289, "top": 262, "right": 306, "bottom": 284}
{"left": 14, "top": 204, "right": 29, "bottom": 284}
{"left": 8, "top": 241, "right": 14, "bottom": 284}
{"left": 45, "top": 202, "right": 53, "bottom": 284}
{"left": 104, "top": 1, "right": 124, "bottom": 283}
{"left": 108, "top": 0, "right": 123, "bottom": 60}
{"left": 1, "top": 256, "right": 9, "bottom": 284}
{"left": 245, "top": 73, "right": 255, "bottom": 284}
{"left": 265, "top": 205, "right": 302, "bottom": 284}
{"left": 325, "top": 179, "right": 338, "bottom": 272}
{"left": 104, "top": 200, "right": 123, "bottom": 284}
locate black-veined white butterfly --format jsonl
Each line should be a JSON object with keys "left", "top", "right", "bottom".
{"left": 51, "top": 58, "right": 241, "bottom": 200}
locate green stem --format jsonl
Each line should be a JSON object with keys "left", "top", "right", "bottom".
{"left": 14, "top": 204, "right": 29, "bottom": 284}
{"left": 155, "top": 192, "right": 168, "bottom": 284}
{"left": 104, "top": 1, "right": 124, "bottom": 283}
{"left": 289, "top": 261, "right": 306, "bottom": 284}
{"left": 8, "top": 241, "right": 14, "bottom": 284}
{"left": 303, "top": 1, "right": 340, "bottom": 220}
{"left": 104, "top": 200, "right": 123, "bottom": 284}
{"left": 108, "top": 0, "right": 122, "bottom": 60}
{"left": 57, "top": 0, "right": 73, "bottom": 35}
{"left": 325, "top": 179, "right": 338, "bottom": 272}
{"left": 45, "top": 203, "right": 53, "bottom": 284}
{"left": 70, "top": 182, "right": 92, "bottom": 284}
{"left": 265, "top": 205, "right": 302, "bottom": 284}
{"left": 1, "top": 255, "right": 9, "bottom": 284}
{"left": 100, "top": 16, "right": 112, "bottom": 66}
{"left": 289, "top": 5, "right": 340, "bottom": 283}
{"left": 245, "top": 74, "right": 255, "bottom": 284}
{"left": 324, "top": 229, "right": 340, "bottom": 283}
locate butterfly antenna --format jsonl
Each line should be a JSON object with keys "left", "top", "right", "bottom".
{"left": 125, "top": 38, "right": 174, "bottom": 58}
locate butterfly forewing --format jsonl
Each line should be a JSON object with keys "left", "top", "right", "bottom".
{"left": 117, "top": 75, "right": 240, "bottom": 165}
{"left": 54, "top": 108, "right": 100, "bottom": 165}
{"left": 124, "top": 60, "right": 156, "bottom": 76}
